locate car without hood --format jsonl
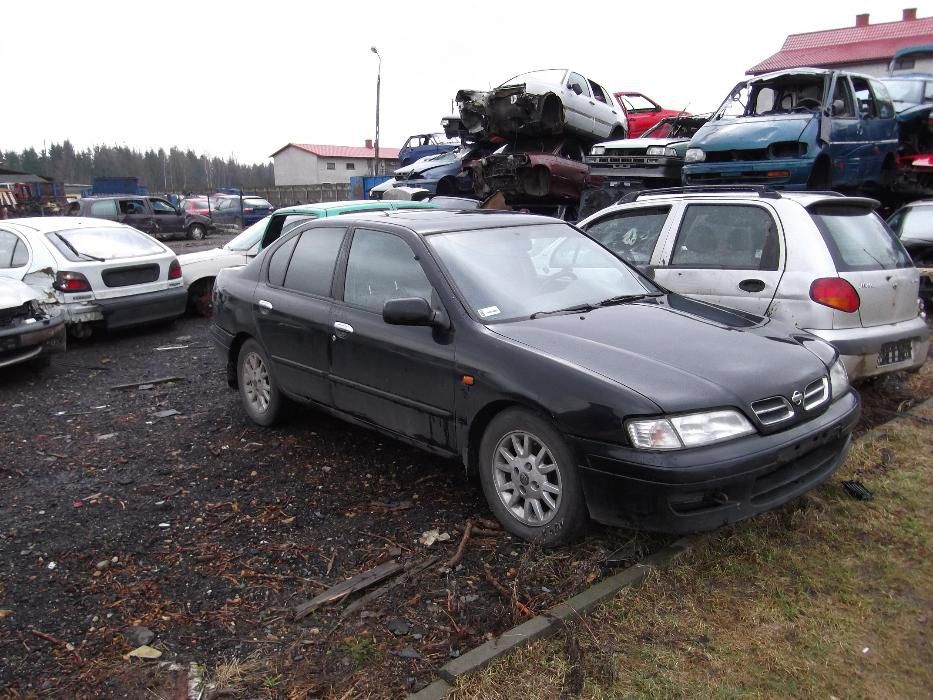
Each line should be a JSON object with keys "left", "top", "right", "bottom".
{"left": 455, "top": 69, "right": 627, "bottom": 143}
{"left": 210, "top": 208, "right": 860, "bottom": 546}
{"left": 879, "top": 71, "right": 933, "bottom": 196}
{"left": 682, "top": 68, "right": 898, "bottom": 191}
{"left": 0, "top": 277, "right": 66, "bottom": 369}
{"left": 469, "top": 138, "right": 590, "bottom": 202}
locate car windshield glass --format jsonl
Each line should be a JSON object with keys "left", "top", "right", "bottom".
{"left": 880, "top": 79, "right": 924, "bottom": 104}
{"left": 428, "top": 223, "right": 656, "bottom": 323}
{"left": 498, "top": 69, "right": 565, "bottom": 87}
{"left": 224, "top": 216, "right": 271, "bottom": 251}
{"left": 810, "top": 205, "right": 912, "bottom": 271}
{"left": 898, "top": 207, "right": 933, "bottom": 241}
{"left": 46, "top": 227, "right": 164, "bottom": 261}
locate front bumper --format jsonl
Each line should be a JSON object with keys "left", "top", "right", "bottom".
{"left": 808, "top": 316, "right": 930, "bottom": 380}
{"left": 0, "top": 313, "right": 66, "bottom": 368}
{"left": 574, "top": 391, "right": 860, "bottom": 533}
{"left": 96, "top": 286, "right": 187, "bottom": 330}
{"left": 682, "top": 157, "right": 815, "bottom": 189}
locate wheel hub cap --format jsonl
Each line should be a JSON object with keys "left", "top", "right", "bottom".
{"left": 493, "top": 431, "right": 561, "bottom": 526}
{"left": 242, "top": 352, "right": 270, "bottom": 412}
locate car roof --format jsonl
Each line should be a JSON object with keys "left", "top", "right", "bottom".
{"left": 274, "top": 200, "right": 437, "bottom": 216}
{"left": 310, "top": 208, "right": 557, "bottom": 235}
{"left": 600, "top": 189, "right": 877, "bottom": 210}
{"left": 900, "top": 199, "right": 933, "bottom": 208}
{"left": 1, "top": 216, "right": 127, "bottom": 233}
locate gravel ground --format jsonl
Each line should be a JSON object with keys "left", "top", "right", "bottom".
{"left": 0, "top": 310, "right": 928, "bottom": 698}
{"left": 0, "top": 317, "right": 667, "bottom": 698}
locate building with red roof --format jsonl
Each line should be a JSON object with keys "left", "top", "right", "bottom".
{"left": 270, "top": 141, "right": 401, "bottom": 185}
{"left": 748, "top": 8, "right": 933, "bottom": 76}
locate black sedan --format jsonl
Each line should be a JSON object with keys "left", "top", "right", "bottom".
{"left": 210, "top": 210, "right": 860, "bottom": 545}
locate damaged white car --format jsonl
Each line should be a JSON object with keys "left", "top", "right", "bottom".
{"left": 0, "top": 277, "right": 65, "bottom": 369}
{"left": 0, "top": 218, "right": 186, "bottom": 338}
{"left": 455, "top": 69, "right": 627, "bottom": 143}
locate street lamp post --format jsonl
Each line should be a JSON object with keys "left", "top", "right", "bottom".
{"left": 371, "top": 46, "right": 381, "bottom": 177}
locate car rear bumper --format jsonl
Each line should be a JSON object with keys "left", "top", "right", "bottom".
{"left": 0, "top": 314, "right": 66, "bottom": 368}
{"left": 572, "top": 391, "right": 860, "bottom": 534}
{"left": 808, "top": 316, "right": 930, "bottom": 380}
{"left": 682, "top": 157, "right": 814, "bottom": 189}
{"left": 96, "top": 286, "right": 187, "bottom": 330}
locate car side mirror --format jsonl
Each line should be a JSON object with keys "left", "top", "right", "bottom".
{"left": 383, "top": 297, "right": 449, "bottom": 330}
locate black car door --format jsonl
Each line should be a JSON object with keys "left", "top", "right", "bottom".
{"left": 253, "top": 225, "right": 348, "bottom": 404}
{"left": 148, "top": 197, "right": 185, "bottom": 234}
{"left": 330, "top": 227, "right": 456, "bottom": 451}
{"left": 118, "top": 198, "right": 155, "bottom": 233}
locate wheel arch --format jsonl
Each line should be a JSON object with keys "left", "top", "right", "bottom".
{"left": 464, "top": 399, "right": 557, "bottom": 475}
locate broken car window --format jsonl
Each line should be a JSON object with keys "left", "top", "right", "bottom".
{"left": 851, "top": 77, "right": 878, "bottom": 118}
{"left": 585, "top": 207, "right": 672, "bottom": 267}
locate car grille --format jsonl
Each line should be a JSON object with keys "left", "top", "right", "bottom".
{"left": 752, "top": 376, "right": 830, "bottom": 426}
{"left": 751, "top": 396, "right": 794, "bottom": 425}
{"left": 101, "top": 264, "right": 160, "bottom": 288}
{"left": 803, "top": 376, "right": 829, "bottom": 410}
{"left": 0, "top": 302, "right": 31, "bottom": 328}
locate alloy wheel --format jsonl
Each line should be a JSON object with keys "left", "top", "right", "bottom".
{"left": 242, "top": 351, "right": 271, "bottom": 413}
{"left": 492, "top": 431, "right": 562, "bottom": 526}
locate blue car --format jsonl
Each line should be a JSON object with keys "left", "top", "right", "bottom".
{"left": 390, "top": 145, "right": 495, "bottom": 196}
{"left": 682, "top": 68, "right": 898, "bottom": 191}
{"left": 211, "top": 195, "right": 275, "bottom": 228}
{"left": 398, "top": 133, "right": 458, "bottom": 166}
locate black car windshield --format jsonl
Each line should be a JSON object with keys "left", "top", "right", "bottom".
{"left": 428, "top": 223, "right": 656, "bottom": 323}
{"left": 46, "top": 227, "right": 164, "bottom": 261}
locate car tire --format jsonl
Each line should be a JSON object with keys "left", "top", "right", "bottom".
{"left": 187, "top": 223, "right": 207, "bottom": 241}
{"left": 187, "top": 278, "right": 214, "bottom": 317}
{"left": 478, "top": 408, "right": 588, "bottom": 547}
{"left": 237, "top": 339, "right": 282, "bottom": 426}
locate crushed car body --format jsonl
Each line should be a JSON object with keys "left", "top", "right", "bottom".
{"left": 880, "top": 70, "right": 933, "bottom": 196}
{"left": 456, "top": 69, "right": 627, "bottom": 143}
{"left": 469, "top": 139, "right": 589, "bottom": 201}
{"left": 0, "top": 278, "right": 65, "bottom": 369}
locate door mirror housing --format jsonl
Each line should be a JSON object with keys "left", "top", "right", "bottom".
{"left": 569, "top": 83, "right": 583, "bottom": 96}
{"left": 383, "top": 297, "right": 449, "bottom": 330}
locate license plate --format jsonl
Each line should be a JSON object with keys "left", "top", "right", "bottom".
{"left": 877, "top": 340, "right": 912, "bottom": 367}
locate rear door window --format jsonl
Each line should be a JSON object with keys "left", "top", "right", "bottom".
{"left": 584, "top": 206, "right": 671, "bottom": 267}
{"left": 89, "top": 200, "right": 119, "bottom": 217}
{"left": 282, "top": 227, "right": 346, "bottom": 297}
{"left": 0, "top": 231, "right": 28, "bottom": 268}
{"left": 671, "top": 204, "right": 780, "bottom": 270}
{"left": 267, "top": 235, "right": 299, "bottom": 287}
{"left": 810, "top": 205, "right": 912, "bottom": 271}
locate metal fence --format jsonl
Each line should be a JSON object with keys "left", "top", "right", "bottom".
{"left": 248, "top": 183, "right": 352, "bottom": 208}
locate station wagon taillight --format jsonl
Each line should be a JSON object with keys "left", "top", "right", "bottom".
{"left": 53, "top": 271, "right": 91, "bottom": 293}
{"left": 168, "top": 259, "right": 182, "bottom": 279}
{"left": 809, "top": 277, "right": 860, "bottom": 313}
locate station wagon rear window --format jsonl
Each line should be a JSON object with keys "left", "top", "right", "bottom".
{"left": 46, "top": 227, "right": 164, "bottom": 261}
{"left": 810, "top": 205, "right": 912, "bottom": 271}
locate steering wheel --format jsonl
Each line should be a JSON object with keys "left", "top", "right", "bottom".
{"left": 793, "top": 98, "right": 822, "bottom": 112}
{"left": 550, "top": 270, "right": 578, "bottom": 283}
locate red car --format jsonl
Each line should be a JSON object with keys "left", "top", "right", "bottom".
{"left": 613, "top": 92, "right": 687, "bottom": 138}
{"left": 181, "top": 197, "right": 215, "bottom": 218}
{"left": 469, "top": 139, "right": 589, "bottom": 201}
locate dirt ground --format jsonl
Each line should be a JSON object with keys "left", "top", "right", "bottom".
{"left": 0, "top": 307, "right": 929, "bottom": 698}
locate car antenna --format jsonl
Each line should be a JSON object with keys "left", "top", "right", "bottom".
{"left": 672, "top": 101, "right": 691, "bottom": 133}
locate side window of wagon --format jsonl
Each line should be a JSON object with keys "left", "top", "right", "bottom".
{"left": 671, "top": 204, "right": 780, "bottom": 271}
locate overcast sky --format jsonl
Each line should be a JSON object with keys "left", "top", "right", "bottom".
{"left": 2, "top": 1, "right": 929, "bottom": 165}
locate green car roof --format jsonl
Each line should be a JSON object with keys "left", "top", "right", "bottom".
{"left": 274, "top": 200, "right": 437, "bottom": 216}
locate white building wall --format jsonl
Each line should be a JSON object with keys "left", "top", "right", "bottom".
{"left": 273, "top": 148, "right": 320, "bottom": 185}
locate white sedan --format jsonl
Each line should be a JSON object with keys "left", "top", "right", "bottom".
{"left": 0, "top": 217, "right": 186, "bottom": 338}
{"left": 455, "top": 69, "right": 627, "bottom": 143}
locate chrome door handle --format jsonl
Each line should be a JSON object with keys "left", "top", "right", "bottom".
{"left": 333, "top": 321, "right": 354, "bottom": 334}
{"left": 257, "top": 299, "right": 273, "bottom": 311}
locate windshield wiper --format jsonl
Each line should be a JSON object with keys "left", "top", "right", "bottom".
{"left": 54, "top": 233, "right": 105, "bottom": 262}
{"left": 530, "top": 303, "right": 599, "bottom": 319}
{"left": 596, "top": 293, "right": 661, "bottom": 307}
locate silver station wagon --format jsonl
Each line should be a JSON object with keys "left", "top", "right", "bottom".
{"left": 577, "top": 186, "right": 929, "bottom": 381}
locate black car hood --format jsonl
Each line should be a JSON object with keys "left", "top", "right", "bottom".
{"left": 489, "top": 294, "right": 830, "bottom": 415}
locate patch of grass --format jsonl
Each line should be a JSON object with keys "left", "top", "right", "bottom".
{"left": 342, "top": 635, "right": 377, "bottom": 668}
{"left": 454, "top": 399, "right": 933, "bottom": 699}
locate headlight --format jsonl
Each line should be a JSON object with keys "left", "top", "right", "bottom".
{"left": 829, "top": 359, "right": 849, "bottom": 400}
{"left": 627, "top": 409, "right": 755, "bottom": 450}
{"left": 684, "top": 148, "right": 706, "bottom": 163}
{"left": 590, "top": 146, "right": 605, "bottom": 156}
{"left": 647, "top": 146, "right": 679, "bottom": 157}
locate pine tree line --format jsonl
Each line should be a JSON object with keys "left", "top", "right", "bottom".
{"left": 1, "top": 141, "right": 273, "bottom": 193}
